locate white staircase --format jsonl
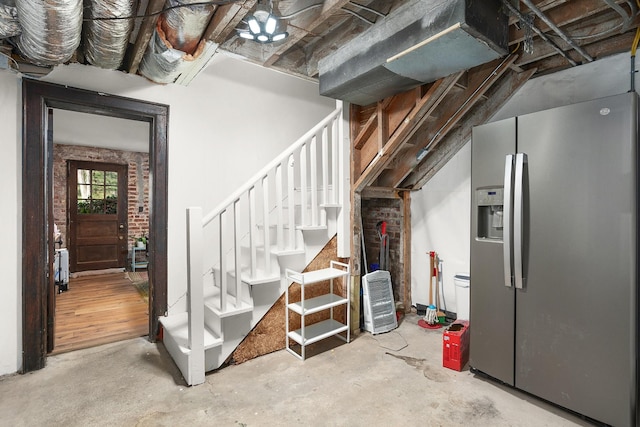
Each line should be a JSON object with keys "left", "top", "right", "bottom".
{"left": 159, "top": 102, "right": 349, "bottom": 385}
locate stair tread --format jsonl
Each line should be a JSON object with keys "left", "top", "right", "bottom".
{"left": 297, "top": 225, "right": 328, "bottom": 231}
{"left": 204, "top": 288, "right": 254, "bottom": 317}
{"left": 159, "top": 312, "right": 223, "bottom": 353}
{"left": 227, "top": 268, "right": 281, "bottom": 285}
{"left": 271, "top": 248, "right": 305, "bottom": 256}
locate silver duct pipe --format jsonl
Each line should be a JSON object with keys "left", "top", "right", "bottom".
{"left": 14, "top": 0, "right": 82, "bottom": 65}
{"left": 160, "top": 0, "right": 215, "bottom": 54}
{"left": 84, "top": 0, "right": 137, "bottom": 69}
{"left": 139, "top": 20, "right": 208, "bottom": 83}
{"left": 520, "top": 0, "right": 593, "bottom": 63}
{"left": 140, "top": 0, "right": 215, "bottom": 83}
{"left": 0, "top": 4, "right": 19, "bottom": 39}
{"left": 139, "top": 25, "right": 186, "bottom": 84}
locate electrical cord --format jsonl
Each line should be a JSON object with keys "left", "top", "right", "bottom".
{"left": 368, "top": 330, "right": 408, "bottom": 352}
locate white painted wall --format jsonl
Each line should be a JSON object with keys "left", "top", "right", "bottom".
{"left": 0, "top": 72, "right": 21, "bottom": 376}
{"left": 0, "top": 53, "right": 334, "bottom": 375}
{"left": 411, "top": 52, "right": 635, "bottom": 314}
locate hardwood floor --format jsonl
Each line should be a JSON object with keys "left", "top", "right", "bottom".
{"left": 51, "top": 272, "right": 149, "bottom": 355}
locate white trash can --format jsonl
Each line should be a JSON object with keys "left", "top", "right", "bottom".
{"left": 454, "top": 273, "right": 470, "bottom": 320}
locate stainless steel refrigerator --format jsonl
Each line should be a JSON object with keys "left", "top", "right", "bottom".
{"left": 470, "top": 92, "right": 638, "bottom": 427}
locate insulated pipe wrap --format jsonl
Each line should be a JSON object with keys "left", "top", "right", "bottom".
{"left": 14, "top": 0, "right": 82, "bottom": 65}
{"left": 160, "top": 0, "right": 215, "bottom": 54}
{"left": 84, "top": 0, "right": 137, "bottom": 69}
{"left": 139, "top": 25, "right": 186, "bottom": 84}
{"left": 0, "top": 4, "right": 20, "bottom": 39}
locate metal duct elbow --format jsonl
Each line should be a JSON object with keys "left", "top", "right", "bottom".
{"left": 84, "top": 0, "right": 137, "bottom": 69}
{"left": 13, "top": 0, "right": 82, "bottom": 65}
{"left": 0, "top": 4, "right": 20, "bottom": 39}
{"left": 139, "top": 20, "right": 206, "bottom": 84}
{"left": 160, "top": 0, "right": 215, "bottom": 54}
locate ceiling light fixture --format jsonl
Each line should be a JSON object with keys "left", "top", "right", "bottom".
{"left": 239, "top": 0, "right": 288, "bottom": 44}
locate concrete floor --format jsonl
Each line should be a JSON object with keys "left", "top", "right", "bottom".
{"left": 0, "top": 314, "right": 591, "bottom": 426}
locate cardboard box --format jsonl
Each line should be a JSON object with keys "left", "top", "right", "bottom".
{"left": 443, "top": 320, "right": 469, "bottom": 371}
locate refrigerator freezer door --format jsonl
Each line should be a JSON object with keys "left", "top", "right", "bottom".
{"left": 470, "top": 117, "right": 516, "bottom": 386}
{"left": 515, "top": 93, "right": 637, "bottom": 427}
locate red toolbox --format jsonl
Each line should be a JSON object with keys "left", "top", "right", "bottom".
{"left": 443, "top": 320, "right": 469, "bottom": 371}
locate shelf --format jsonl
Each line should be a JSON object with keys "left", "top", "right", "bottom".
{"left": 131, "top": 246, "right": 148, "bottom": 272}
{"left": 287, "top": 319, "right": 349, "bottom": 346}
{"left": 285, "top": 260, "right": 350, "bottom": 360}
{"left": 288, "top": 294, "right": 348, "bottom": 315}
{"left": 287, "top": 267, "right": 348, "bottom": 285}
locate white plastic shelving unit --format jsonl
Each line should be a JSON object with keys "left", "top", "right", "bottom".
{"left": 285, "top": 260, "right": 350, "bottom": 360}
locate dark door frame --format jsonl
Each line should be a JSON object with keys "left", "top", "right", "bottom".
{"left": 22, "top": 79, "right": 169, "bottom": 373}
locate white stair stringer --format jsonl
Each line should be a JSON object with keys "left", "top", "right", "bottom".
{"left": 160, "top": 102, "right": 348, "bottom": 385}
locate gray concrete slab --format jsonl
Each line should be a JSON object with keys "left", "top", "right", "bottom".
{"left": 0, "top": 314, "right": 590, "bottom": 426}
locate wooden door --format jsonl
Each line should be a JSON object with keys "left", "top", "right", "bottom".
{"left": 68, "top": 161, "right": 128, "bottom": 272}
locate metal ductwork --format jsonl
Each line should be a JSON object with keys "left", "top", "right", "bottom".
{"left": 140, "top": 0, "right": 216, "bottom": 84}
{"left": 161, "top": 0, "right": 215, "bottom": 53}
{"left": 0, "top": 3, "right": 19, "bottom": 39}
{"left": 83, "top": 0, "right": 137, "bottom": 69}
{"left": 318, "top": 0, "right": 508, "bottom": 106}
{"left": 13, "top": 0, "right": 82, "bottom": 65}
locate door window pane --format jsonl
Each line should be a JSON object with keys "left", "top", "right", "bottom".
{"left": 77, "top": 168, "right": 118, "bottom": 215}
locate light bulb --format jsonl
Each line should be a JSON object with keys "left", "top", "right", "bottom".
{"left": 257, "top": 34, "right": 269, "bottom": 42}
{"left": 265, "top": 16, "right": 277, "bottom": 35}
{"left": 272, "top": 33, "right": 287, "bottom": 41}
{"left": 247, "top": 17, "right": 261, "bottom": 34}
{"left": 239, "top": 32, "right": 255, "bottom": 40}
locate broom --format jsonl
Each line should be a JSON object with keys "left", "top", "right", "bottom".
{"left": 425, "top": 251, "right": 438, "bottom": 325}
{"left": 435, "top": 254, "right": 446, "bottom": 324}
{"left": 418, "top": 251, "right": 441, "bottom": 329}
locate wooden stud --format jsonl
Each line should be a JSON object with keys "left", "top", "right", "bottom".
{"left": 401, "top": 191, "right": 411, "bottom": 313}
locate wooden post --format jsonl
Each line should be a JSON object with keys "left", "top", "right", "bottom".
{"left": 401, "top": 191, "right": 412, "bottom": 313}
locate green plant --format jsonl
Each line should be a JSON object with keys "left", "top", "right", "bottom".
{"left": 132, "top": 234, "right": 147, "bottom": 245}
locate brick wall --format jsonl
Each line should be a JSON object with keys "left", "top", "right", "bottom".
{"left": 53, "top": 144, "right": 149, "bottom": 252}
{"left": 361, "top": 198, "right": 404, "bottom": 303}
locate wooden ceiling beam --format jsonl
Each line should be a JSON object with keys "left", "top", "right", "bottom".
{"left": 375, "top": 55, "right": 518, "bottom": 189}
{"left": 509, "top": 0, "right": 623, "bottom": 45}
{"left": 528, "top": 29, "right": 635, "bottom": 74}
{"left": 514, "top": 11, "right": 636, "bottom": 68}
{"left": 263, "top": 0, "right": 353, "bottom": 67}
{"left": 203, "top": 1, "right": 257, "bottom": 43}
{"left": 125, "top": 0, "right": 166, "bottom": 74}
{"left": 406, "top": 67, "right": 537, "bottom": 190}
{"left": 361, "top": 187, "right": 401, "bottom": 199}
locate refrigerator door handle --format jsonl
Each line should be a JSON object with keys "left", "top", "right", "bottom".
{"left": 503, "top": 154, "right": 514, "bottom": 288}
{"left": 514, "top": 153, "right": 527, "bottom": 289}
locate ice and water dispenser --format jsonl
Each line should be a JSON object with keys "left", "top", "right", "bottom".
{"left": 476, "top": 187, "right": 504, "bottom": 241}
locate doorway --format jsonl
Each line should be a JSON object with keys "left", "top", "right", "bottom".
{"left": 22, "top": 79, "right": 169, "bottom": 373}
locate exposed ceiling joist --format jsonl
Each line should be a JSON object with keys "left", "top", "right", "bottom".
{"left": 408, "top": 67, "right": 537, "bottom": 189}
{"left": 353, "top": 72, "right": 464, "bottom": 192}
{"left": 375, "top": 55, "right": 518, "bottom": 188}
